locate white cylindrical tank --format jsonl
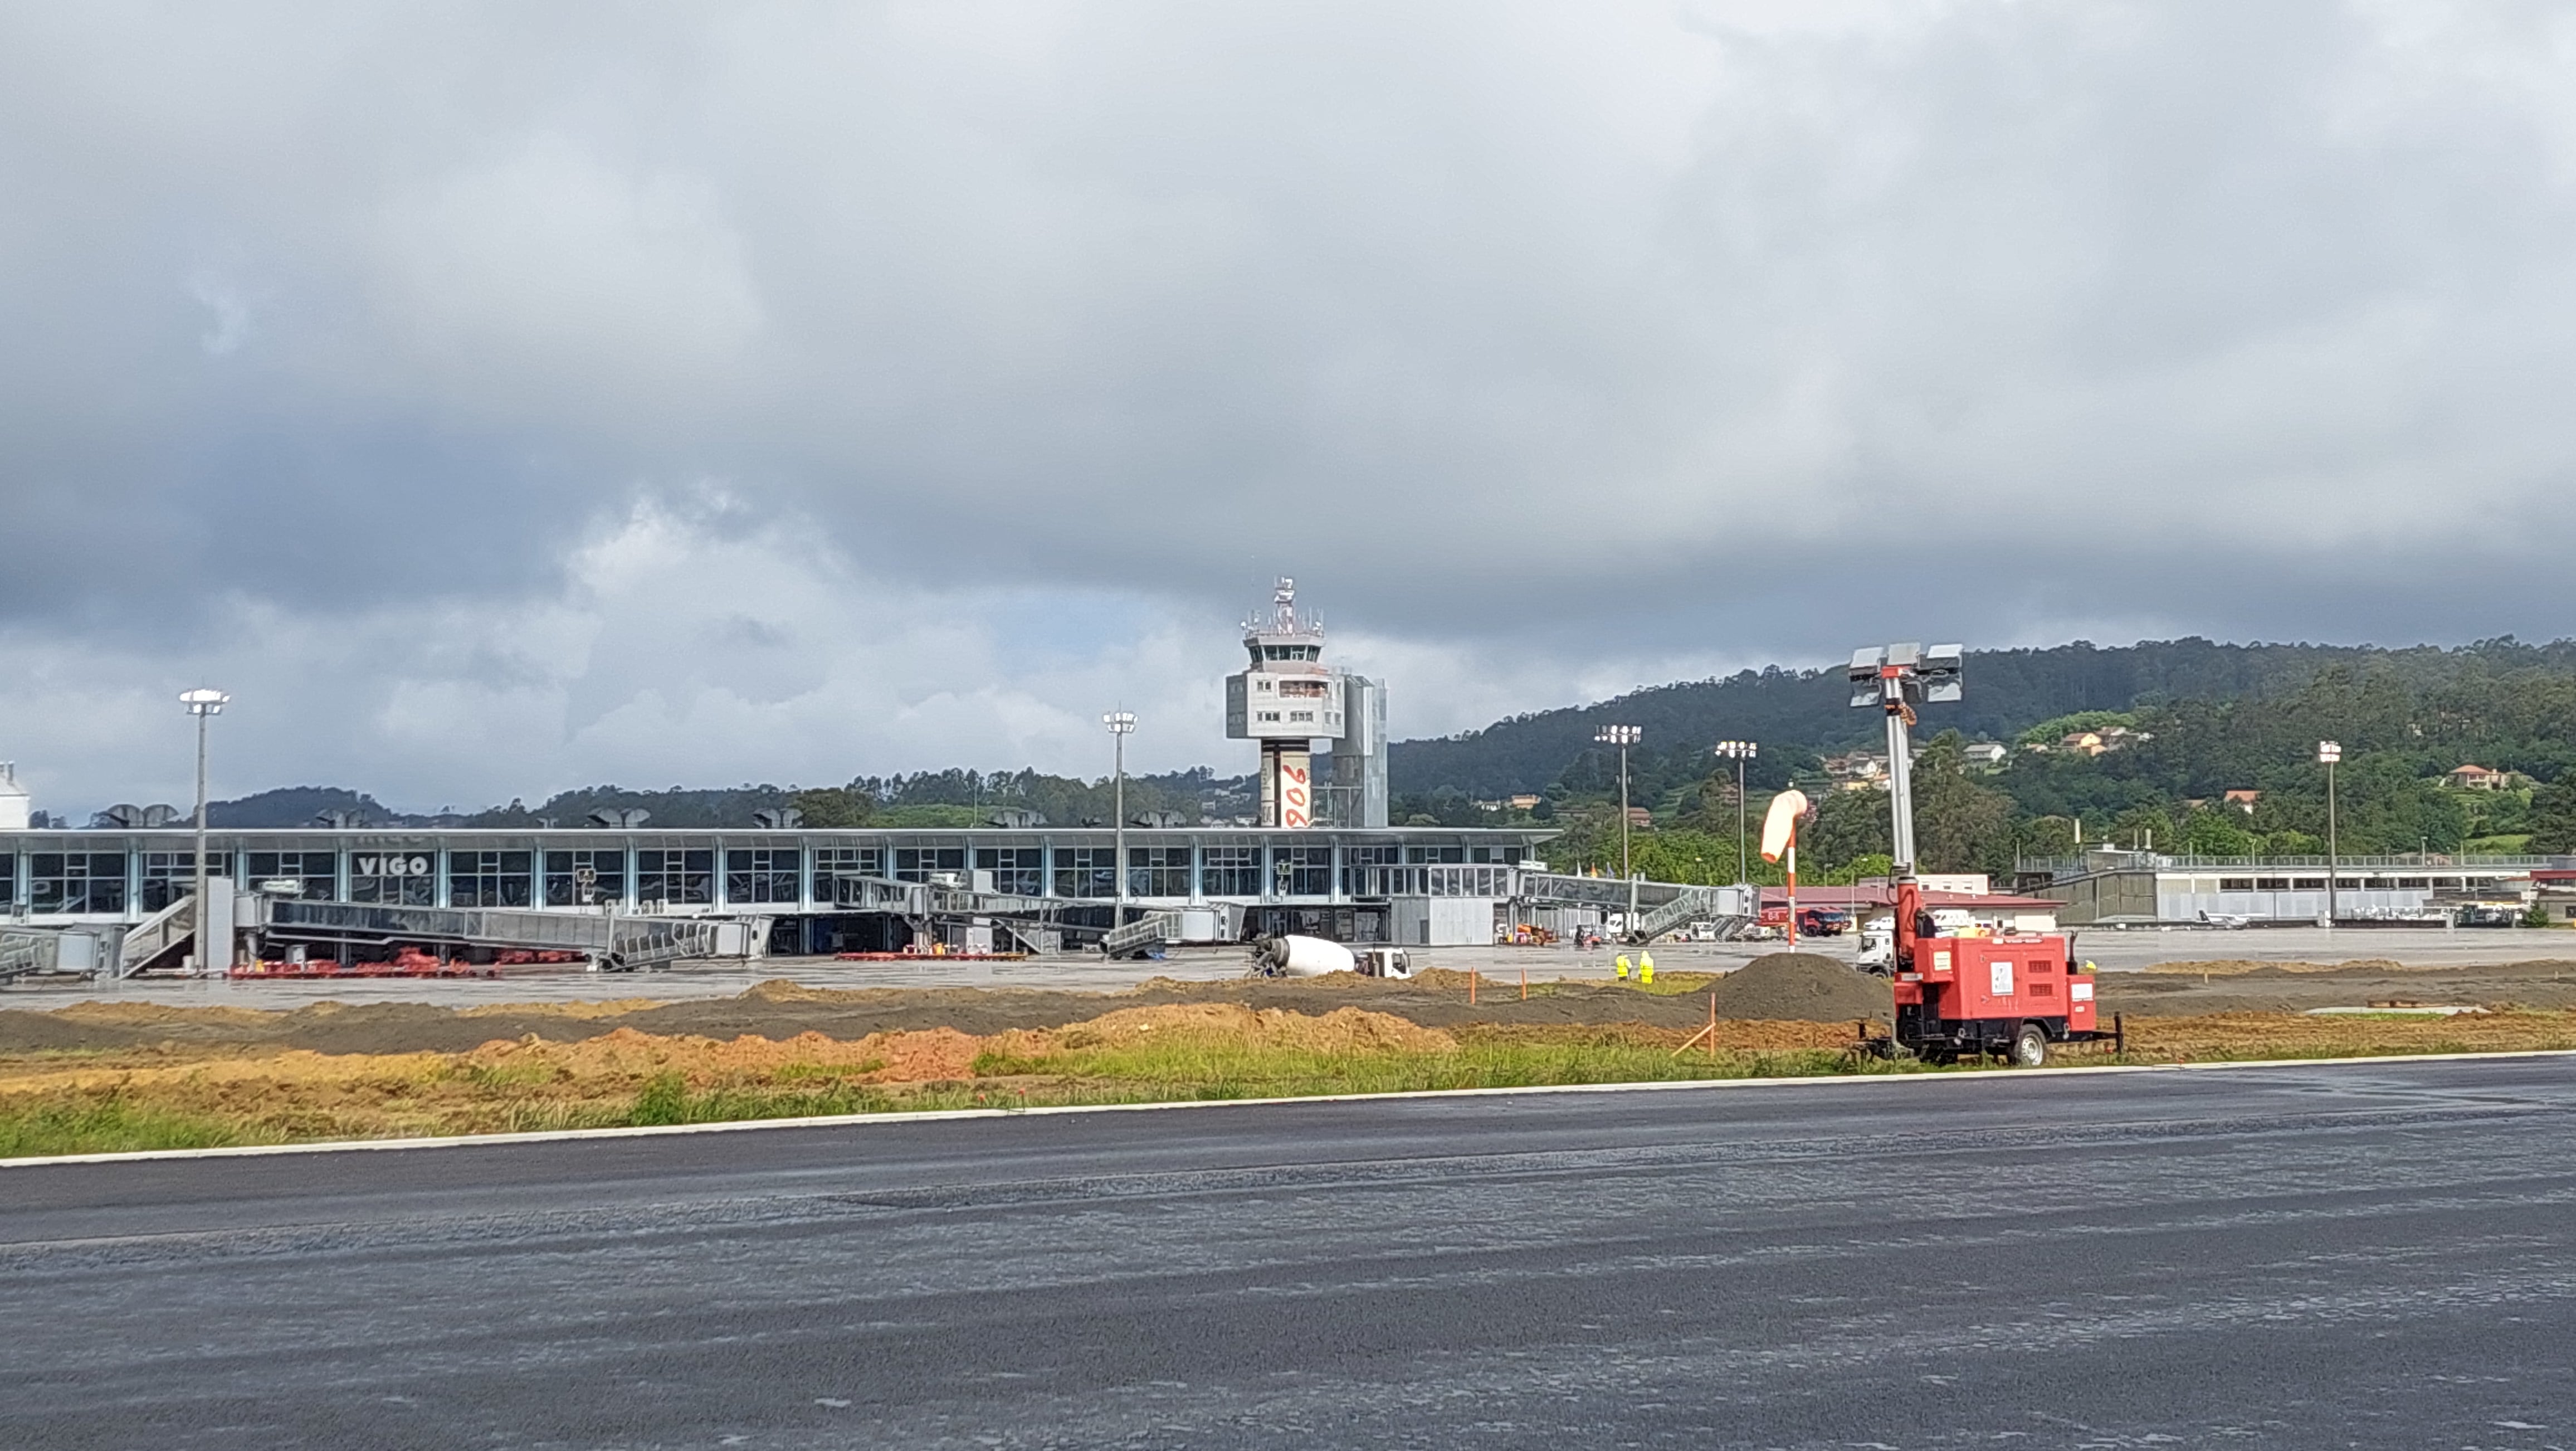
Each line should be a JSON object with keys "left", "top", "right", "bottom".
{"left": 1255, "top": 934, "right": 1357, "bottom": 977}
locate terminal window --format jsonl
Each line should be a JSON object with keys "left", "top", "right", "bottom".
{"left": 0, "top": 854, "right": 12, "bottom": 909}
{"left": 894, "top": 848, "right": 965, "bottom": 884}
{"left": 247, "top": 851, "right": 338, "bottom": 902}
{"left": 1271, "top": 846, "right": 1331, "bottom": 896}
{"left": 350, "top": 851, "right": 437, "bottom": 905}
{"left": 30, "top": 853, "right": 128, "bottom": 914}
{"left": 545, "top": 849, "right": 627, "bottom": 906}
{"left": 450, "top": 851, "right": 534, "bottom": 908}
{"left": 1406, "top": 845, "right": 1466, "bottom": 865}
{"left": 1128, "top": 846, "right": 1192, "bottom": 898}
{"left": 636, "top": 849, "right": 715, "bottom": 905}
{"left": 1201, "top": 845, "right": 1260, "bottom": 897}
{"left": 727, "top": 849, "right": 802, "bottom": 905}
{"left": 1055, "top": 847, "right": 1117, "bottom": 898}
{"left": 2219, "top": 878, "right": 2255, "bottom": 892}
{"left": 1341, "top": 844, "right": 1399, "bottom": 895}
{"left": 2292, "top": 878, "right": 2327, "bottom": 890}
{"left": 812, "top": 848, "right": 882, "bottom": 902}
{"left": 140, "top": 851, "right": 235, "bottom": 912}
{"left": 975, "top": 846, "right": 1043, "bottom": 896}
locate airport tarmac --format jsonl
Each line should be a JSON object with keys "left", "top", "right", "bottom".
{"left": 8, "top": 1055, "right": 2572, "bottom": 1448}
{"left": 3, "top": 923, "right": 2565, "bottom": 1009}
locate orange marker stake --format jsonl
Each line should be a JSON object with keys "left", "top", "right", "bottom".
{"left": 1470, "top": 969, "right": 1478, "bottom": 1006}
{"left": 1521, "top": 966, "right": 1528, "bottom": 1001}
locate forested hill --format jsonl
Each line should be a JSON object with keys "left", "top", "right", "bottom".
{"left": 1389, "top": 637, "right": 2576, "bottom": 799}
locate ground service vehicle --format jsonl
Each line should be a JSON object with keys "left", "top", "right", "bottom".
{"left": 1851, "top": 642, "right": 2111, "bottom": 1066}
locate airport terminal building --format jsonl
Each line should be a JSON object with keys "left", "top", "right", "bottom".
{"left": 0, "top": 824, "right": 1558, "bottom": 957}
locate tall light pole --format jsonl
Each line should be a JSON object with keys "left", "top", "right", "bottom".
{"left": 1597, "top": 724, "right": 1641, "bottom": 928}
{"left": 1104, "top": 710, "right": 1136, "bottom": 912}
{"left": 180, "top": 688, "right": 230, "bottom": 973}
{"left": 2318, "top": 739, "right": 2341, "bottom": 928}
{"left": 1714, "top": 740, "right": 1756, "bottom": 886}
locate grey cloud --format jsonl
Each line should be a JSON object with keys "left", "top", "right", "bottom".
{"left": 3, "top": 1, "right": 2575, "bottom": 807}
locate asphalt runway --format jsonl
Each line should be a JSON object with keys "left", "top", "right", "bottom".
{"left": 7, "top": 1058, "right": 2576, "bottom": 1449}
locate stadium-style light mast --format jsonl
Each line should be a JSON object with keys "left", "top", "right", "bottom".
{"left": 1714, "top": 740, "right": 1756, "bottom": 886}
{"left": 1105, "top": 710, "right": 1137, "bottom": 911}
{"left": 2318, "top": 739, "right": 2341, "bottom": 928}
{"left": 1597, "top": 724, "right": 1643, "bottom": 927}
{"left": 179, "top": 688, "right": 230, "bottom": 974}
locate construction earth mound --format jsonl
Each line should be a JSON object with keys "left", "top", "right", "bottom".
{"left": 1704, "top": 953, "right": 1894, "bottom": 1022}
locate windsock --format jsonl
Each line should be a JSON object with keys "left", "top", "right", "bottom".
{"left": 1759, "top": 790, "right": 1809, "bottom": 862}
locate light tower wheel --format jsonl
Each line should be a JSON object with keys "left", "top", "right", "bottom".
{"left": 2009, "top": 1022, "right": 2049, "bottom": 1068}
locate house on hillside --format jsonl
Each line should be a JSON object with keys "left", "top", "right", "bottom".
{"left": 1823, "top": 751, "right": 1887, "bottom": 790}
{"left": 2223, "top": 789, "right": 2261, "bottom": 814}
{"left": 2056, "top": 724, "right": 2150, "bottom": 758}
{"left": 2447, "top": 764, "right": 2509, "bottom": 791}
{"left": 1962, "top": 742, "right": 2008, "bottom": 769}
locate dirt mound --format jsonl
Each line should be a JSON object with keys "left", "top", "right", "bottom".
{"left": 1706, "top": 953, "right": 1892, "bottom": 1023}
{"left": 1001, "top": 1004, "right": 1456, "bottom": 1056}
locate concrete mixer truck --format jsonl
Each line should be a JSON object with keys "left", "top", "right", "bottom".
{"left": 1249, "top": 935, "right": 1414, "bottom": 979}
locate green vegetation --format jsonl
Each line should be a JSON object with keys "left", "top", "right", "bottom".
{"left": 0, "top": 1093, "right": 270, "bottom": 1157}
{"left": 1486, "top": 642, "right": 2576, "bottom": 878}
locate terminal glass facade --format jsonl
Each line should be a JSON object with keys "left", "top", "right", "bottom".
{"left": 0, "top": 853, "right": 12, "bottom": 910}
{"left": 1055, "top": 847, "right": 1116, "bottom": 898}
{"left": 1129, "top": 846, "right": 1192, "bottom": 898}
{"left": 140, "top": 851, "right": 233, "bottom": 911}
{"left": 30, "top": 853, "right": 126, "bottom": 914}
{"left": 975, "top": 846, "right": 1043, "bottom": 897}
{"left": 636, "top": 849, "right": 714, "bottom": 906}
{"left": 350, "top": 849, "right": 437, "bottom": 905}
{"left": 1271, "top": 845, "right": 1332, "bottom": 897}
{"left": 894, "top": 848, "right": 964, "bottom": 884}
{"left": 1201, "top": 845, "right": 1260, "bottom": 897}
{"left": 1341, "top": 844, "right": 1399, "bottom": 895}
{"left": 545, "top": 849, "right": 627, "bottom": 907}
{"left": 812, "top": 848, "right": 881, "bottom": 903}
{"left": 246, "top": 851, "right": 337, "bottom": 902}
{"left": 726, "top": 849, "right": 802, "bottom": 905}
{"left": 449, "top": 851, "right": 534, "bottom": 908}
{"left": 1406, "top": 845, "right": 1466, "bottom": 864}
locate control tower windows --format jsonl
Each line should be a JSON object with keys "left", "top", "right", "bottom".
{"left": 30, "top": 853, "right": 125, "bottom": 914}
{"left": 1129, "top": 846, "right": 1191, "bottom": 898}
{"left": 637, "top": 849, "right": 714, "bottom": 905}
{"left": 450, "top": 851, "right": 534, "bottom": 908}
{"left": 1055, "top": 847, "right": 1116, "bottom": 898}
{"left": 141, "top": 852, "right": 234, "bottom": 910}
{"left": 1202, "top": 845, "right": 1260, "bottom": 896}
{"left": 545, "top": 850, "right": 627, "bottom": 906}
{"left": 1271, "top": 846, "right": 1331, "bottom": 897}
{"left": 351, "top": 851, "right": 436, "bottom": 905}
{"left": 247, "top": 851, "right": 338, "bottom": 902}
{"left": 728, "top": 849, "right": 801, "bottom": 905}
{"left": 975, "top": 847, "right": 1043, "bottom": 896}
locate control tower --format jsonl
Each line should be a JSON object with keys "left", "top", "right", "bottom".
{"left": 1225, "top": 579, "right": 1344, "bottom": 829}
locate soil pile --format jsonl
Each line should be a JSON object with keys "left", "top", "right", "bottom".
{"left": 994, "top": 1003, "right": 1456, "bottom": 1058}
{"left": 1705, "top": 953, "right": 1892, "bottom": 1023}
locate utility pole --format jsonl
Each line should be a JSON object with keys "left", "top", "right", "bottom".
{"left": 2318, "top": 739, "right": 2341, "bottom": 928}
{"left": 1105, "top": 711, "right": 1136, "bottom": 913}
{"left": 180, "top": 688, "right": 230, "bottom": 975}
{"left": 1714, "top": 740, "right": 1755, "bottom": 885}
{"left": 1597, "top": 724, "right": 1641, "bottom": 928}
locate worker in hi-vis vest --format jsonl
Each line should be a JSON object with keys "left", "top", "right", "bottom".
{"left": 1638, "top": 951, "right": 1655, "bottom": 985}
{"left": 1614, "top": 953, "right": 1631, "bottom": 979}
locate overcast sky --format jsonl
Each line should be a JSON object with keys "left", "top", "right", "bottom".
{"left": 4, "top": 1, "right": 2575, "bottom": 815}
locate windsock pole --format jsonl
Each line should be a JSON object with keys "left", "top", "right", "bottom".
{"left": 1785, "top": 835, "right": 1798, "bottom": 947}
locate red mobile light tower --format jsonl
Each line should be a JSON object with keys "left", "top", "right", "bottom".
{"left": 1852, "top": 642, "right": 2107, "bottom": 1066}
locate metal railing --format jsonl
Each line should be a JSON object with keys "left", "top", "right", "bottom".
{"left": 116, "top": 893, "right": 196, "bottom": 977}
{"left": 2, "top": 929, "right": 61, "bottom": 980}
